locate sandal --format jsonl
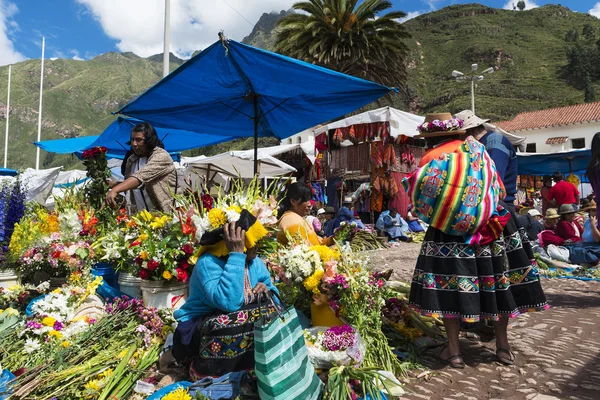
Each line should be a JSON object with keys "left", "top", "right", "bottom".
{"left": 439, "top": 346, "right": 465, "bottom": 369}
{"left": 496, "top": 348, "right": 515, "bottom": 365}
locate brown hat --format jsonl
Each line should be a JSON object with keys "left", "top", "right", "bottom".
{"left": 583, "top": 200, "right": 597, "bottom": 212}
{"left": 559, "top": 204, "right": 577, "bottom": 215}
{"left": 544, "top": 208, "right": 559, "bottom": 220}
{"left": 416, "top": 112, "right": 467, "bottom": 138}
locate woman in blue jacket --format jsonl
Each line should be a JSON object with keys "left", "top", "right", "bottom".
{"left": 170, "top": 214, "right": 278, "bottom": 379}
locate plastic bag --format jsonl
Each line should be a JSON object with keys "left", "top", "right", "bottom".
{"left": 0, "top": 369, "right": 16, "bottom": 400}
{"left": 547, "top": 244, "right": 570, "bottom": 263}
{"left": 304, "top": 326, "right": 366, "bottom": 368}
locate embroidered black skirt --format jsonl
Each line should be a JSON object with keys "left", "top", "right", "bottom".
{"left": 409, "top": 212, "right": 549, "bottom": 322}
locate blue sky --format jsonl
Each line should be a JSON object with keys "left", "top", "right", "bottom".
{"left": 1, "top": 0, "right": 599, "bottom": 66}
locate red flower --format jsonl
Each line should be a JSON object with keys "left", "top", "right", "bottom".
{"left": 129, "top": 241, "right": 141, "bottom": 248}
{"left": 183, "top": 243, "right": 194, "bottom": 255}
{"left": 51, "top": 251, "right": 62, "bottom": 259}
{"left": 135, "top": 257, "right": 143, "bottom": 265}
{"left": 139, "top": 268, "right": 151, "bottom": 280}
{"left": 176, "top": 268, "right": 189, "bottom": 283}
{"left": 147, "top": 260, "right": 159, "bottom": 271}
{"left": 179, "top": 259, "right": 190, "bottom": 270}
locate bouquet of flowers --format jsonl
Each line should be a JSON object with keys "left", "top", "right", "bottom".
{"left": 81, "top": 146, "right": 114, "bottom": 231}
{"left": 304, "top": 325, "right": 366, "bottom": 368}
{"left": 417, "top": 117, "right": 464, "bottom": 133}
{"left": 17, "top": 231, "right": 95, "bottom": 278}
{"left": 114, "top": 209, "right": 195, "bottom": 282}
{"left": 0, "top": 282, "right": 50, "bottom": 315}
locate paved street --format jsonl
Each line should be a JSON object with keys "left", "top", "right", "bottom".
{"left": 371, "top": 245, "right": 600, "bottom": 400}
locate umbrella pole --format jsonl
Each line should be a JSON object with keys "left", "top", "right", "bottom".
{"left": 253, "top": 96, "right": 259, "bottom": 176}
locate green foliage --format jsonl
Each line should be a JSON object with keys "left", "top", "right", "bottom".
{"left": 274, "top": 0, "right": 411, "bottom": 87}
{"left": 517, "top": 1, "right": 526, "bottom": 11}
{"left": 585, "top": 74, "right": 597, "bottom": 102}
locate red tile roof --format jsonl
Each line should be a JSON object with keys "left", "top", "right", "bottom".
{"left": 495, "top": 102, "right": 600, "bottom": 131}
{"left": 545, "top": 137, "right": 569, "bottom": 145}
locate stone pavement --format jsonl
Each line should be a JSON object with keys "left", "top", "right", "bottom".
{"left": 371, "top": 246, "right": 600, "bottom": 400}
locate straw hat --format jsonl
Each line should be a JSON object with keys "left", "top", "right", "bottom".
{"left": 544, "top": 208, "right": 559, "bottom": 220}
{"left": 416, "top": 112, "right": 467, "bottom": 138}
{"left": 583, "top": 200, "right": 597, "bottom": 212}
{"left": 453, "top": 110, "right": 491, "bottom": 130}
{"left": 559, "top": 204, "right": 577, "bottom": 215}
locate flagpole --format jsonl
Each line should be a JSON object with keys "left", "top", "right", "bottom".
{"left": 3, "top": 65, "right": 11, "bottom": 169}
{"left": 162, "top": 0, "right": 170, "bottom": 78}
{"left": 35, "top": 37, "right": 45, "bottom": 170}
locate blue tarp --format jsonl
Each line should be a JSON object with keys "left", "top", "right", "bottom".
{"left": 517, "top": 149, "right": 591, "bottom": 177}
{"left": 34, "top": 117, "right": 236, "bottom": 159}
{"left": 0, "top": 168, "right": 18, "bottom": 176}
{"left": 118, "top": 39, "right": 392, "bottom": 140}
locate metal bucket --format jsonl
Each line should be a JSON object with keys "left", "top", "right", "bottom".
{"left": 140, "top": 280, "right": 188, "bottom": 309}
{"left": 117, "top": 272, "right": 143, "bottom": 299}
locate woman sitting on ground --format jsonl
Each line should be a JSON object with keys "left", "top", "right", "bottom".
{"left": 539, "top": 208, "right": 564, "bottom": 247}
{"left": 556, "top": 204, "right": 583, "bottom": 243}
{"left": 566, "top": 201, "right": 600, "bottom": 264}
{"left": 171, "top": 215, "right": 278, "bottom": 379}
{"left": 406, "top": 204, "right": 427, "bottom": 233}
{"left": 278, "top": 182, "right": 333, "bottom": 246}
{"left": 375, "top": 208, "right": 411, "bottom": 242}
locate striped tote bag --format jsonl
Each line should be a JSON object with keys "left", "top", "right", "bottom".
{"left": 254, "top": 300, "right": 323, "bottom": 400}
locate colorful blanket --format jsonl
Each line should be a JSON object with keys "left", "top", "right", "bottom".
{"left": 403, "top": 136, "right": 505, "bottom": 243}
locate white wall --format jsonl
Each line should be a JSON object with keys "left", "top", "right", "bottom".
{"left": 281, "top": 128, "right": 315, "bottom": 145}
{"left": 516, "top": 122, "right": 600, "bottom": 153}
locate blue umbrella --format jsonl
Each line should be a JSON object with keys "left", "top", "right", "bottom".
{"left": 118, "top": 35, "right": 393, "bottom": 173}
{"left": 35, "top": 117, "right": 236, "bottom": 159}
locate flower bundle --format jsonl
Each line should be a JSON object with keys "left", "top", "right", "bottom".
{"left": 417, "top": 118, "right": 464, "bottom": 133}
{"left": 0, "top": 282, "right": 50, "bottom": 315}
{"left": 97, "top": 209, "right": 195, "bottom": 282}
{"left": 82, "top": 146, "right": 114, "bottom": 233}
{"left": 18, "top": 232, "right": 95, "bottom": 278}
{"left": 304, "top": 325, "right": 365, "bottom": 369}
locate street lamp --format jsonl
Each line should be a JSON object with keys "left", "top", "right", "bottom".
{"left": 451, "top": 64, "right": 494, "bottom": 114}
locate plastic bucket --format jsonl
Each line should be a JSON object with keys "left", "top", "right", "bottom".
{"left": 0, "top": 270, "right": 19, "bottom": 289}
{"left": 310, "top": 301, "right": 344, "bottom": 327}
{"left": 118, "top": 273, "right": 143, "bottom": 299}
{"left": 91, "top": 263, "right": 119, "bottom": 289}
{"left": 140, "top": 280, "right": 188, "bottom": 310}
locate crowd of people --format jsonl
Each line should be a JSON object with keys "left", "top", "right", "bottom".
{"left": 101, "top": 111, "right": 600, "bottom": 380}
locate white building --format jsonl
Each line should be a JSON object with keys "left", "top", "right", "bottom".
{"left": 281, "top": 127, "right": 316, "bottom": 145}
{"left": 495, "top": 102, "right": 600, "bottom": 153}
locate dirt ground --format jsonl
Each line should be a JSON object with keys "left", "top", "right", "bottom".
{"left": 370, "top": 244, "right": 600, "bottom": 400}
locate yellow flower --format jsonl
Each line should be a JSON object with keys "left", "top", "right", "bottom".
{"left": 61, "top": 341, "right": 70, "bottom": 348}
{"left": 150, "top": 215, "right": 170, "bottom": 230}
{"left": 7, "top": 284, "right": 21, "bottom": 292}
{"left": 42, "top": 316, "right": 57, "bottom": 327}
{"left": 162, "top": 387, "right": 192, "bottom": 400}
{"left": 137, "top": 233, "right": 149, "bottom": 242}
{"left": 48, "top": 330, "right": 63, "bottom": 339}
{"left": 139, "top": 251, "right": 149, "bottom": 260}
{"left": 84, "top": 276, "right": 103, "bottom": 298}
{"left": 118, "top": 349, "right": 128, "bottom": 359}
{"left": 208, "top": 208, "right": 228, "bottom": 229}
{"left": 227, "top": 205, "right": 242, "bottom": 213}
{"left": 303, "top": 269, "right": 324, "bottom": 294}
{"left": 3, "top": 308, "right": 19, "bottom": 317}
{"left": 52, "top": 288, "right": 61, "bottom": 294}
{"left": 163, "top": 270, "right": 173, "bottom": 280}
{"left": 68, "top": 271, "right": 82, "bottom": 284}
{"left": 310, "top": 245, "right": 340, "bottom": 262}
{"left": 100, "top": 368, "right": 113, "bottom": 379}
{"left": 84, "top": 379, "right": 101, "bottom": 391}
{"left": 139, "top": 210, "right": 153, "bottom": 223}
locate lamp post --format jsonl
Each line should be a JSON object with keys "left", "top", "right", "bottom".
{"left": 451, "top": 64, "right": 494, "bottom": 114}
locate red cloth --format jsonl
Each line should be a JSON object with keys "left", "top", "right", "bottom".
{"left": 555, "top": 219, "right": 583, "bottom": 242}
{"left": 539, "top": 230, "right": 565, "bottom": 247}
{"left": 550, "top": 180, "right": 579, "bottom": 207}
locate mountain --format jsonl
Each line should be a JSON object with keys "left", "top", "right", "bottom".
{"left": 0, "top": 3, "right": 598, "bottom": 170}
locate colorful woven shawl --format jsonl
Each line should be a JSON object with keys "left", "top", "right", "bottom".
{"left": 403, "top": 136, "right": 505, "bottom": 243}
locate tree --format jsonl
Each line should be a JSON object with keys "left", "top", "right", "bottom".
{"left": 585, "top": 73, "right": 597, "bottom": 103}
{"left": 274, "top": 0, "right": 411, "bottom": 87}
{"left": 583, "top": 24, "right": 596, "bottom": 41}
{"left": 565, "top": 28, "right": 579, "bottom": 43}
{"left": 517, "top": 1, "right": 526, "bottom": 11}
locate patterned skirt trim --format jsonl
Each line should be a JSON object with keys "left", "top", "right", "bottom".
{"left": 408, "top": 213, "right": 549, "bottom": 322}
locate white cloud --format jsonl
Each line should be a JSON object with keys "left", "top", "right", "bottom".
{"left": 503, "top": 0, "right": 540, "bottom": 10}
{"left": 0, "top": 0, "right": 26, "bottom": 66}
{"left": 70, "top": 49, "right": 84, "bottom": 61}
{"left": 590, "top": 3, "right": 600, "bottom": 18}
{"left": 398, "top": 11, "right": 421, "bottom": 23}
{"left": 75, "top": 0, "right": 297, "bottom": 58}
{"left": 423, "top": 0, "right": 442, "bottom": 11}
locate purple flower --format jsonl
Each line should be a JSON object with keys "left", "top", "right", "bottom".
{"left": 53, "top": 321, "right": 64, "bottom": 331}
{"left": 322, "top": 325, "right": 357, "bottom": 352}
{"left": 331, "top": 275, "right": 349, "bottom": 289}
{"left": 25, "top": 321, "right": 43, "bottom": 330}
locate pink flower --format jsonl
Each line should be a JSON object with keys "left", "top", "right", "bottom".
{"left": 322, "top": 261, "right": 338, "bottom": 284}
{"left": 216, "top": 314, "right": 230, "bottom": 326}
{"left": 237, "top": 311, "right": 248, "bottom": 324}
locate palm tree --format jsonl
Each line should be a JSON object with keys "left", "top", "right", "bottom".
{"left": 274, "top": 0, "right": 411, "bottom": 87}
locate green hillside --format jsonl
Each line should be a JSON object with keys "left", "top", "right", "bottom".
{"left": 403, "top": 3, "right": 600, "bottom": 120}
{"left": 0, "top": 3, "right": 598, "bottom": 170}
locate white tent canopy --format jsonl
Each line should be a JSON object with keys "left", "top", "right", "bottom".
{"left": 313, "top": 106, "right": 425, "bottom": 138}
{"left": 181, "top": 152, "right": 296, "bottom": 180}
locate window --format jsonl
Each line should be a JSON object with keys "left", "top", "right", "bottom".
{"left": 572, "top": 138, "right": 585, "bottom": 149}
{"left": 526, "top": 143, "right": 537, "bottom": 153}
{"left": 297, "top": 137, "right": 302, "bottom": 144}
{"left": 287, "top": 138, "right": 292, "bottom": 144}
